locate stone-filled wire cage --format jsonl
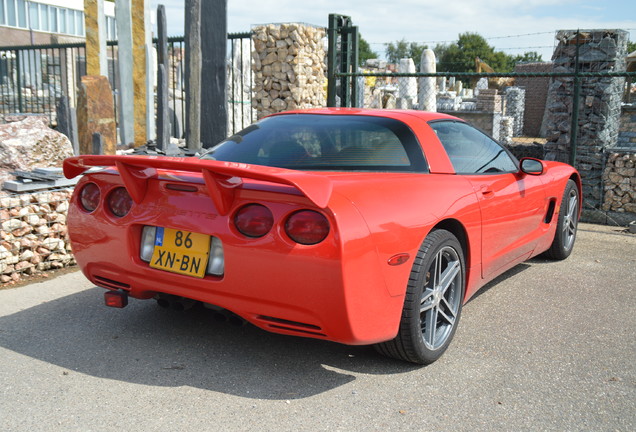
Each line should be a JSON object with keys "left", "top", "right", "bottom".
{"left": 543, "top": 30, "right": 629, "bottom": 163}
{"left": 542, "top": 30, "right": 631, "bottom": 220}
{"left": 0, "top": 188, "right": 74, "bottom": 284}
{"left": 251, "top": 23, "right": 327, "bottom": 120}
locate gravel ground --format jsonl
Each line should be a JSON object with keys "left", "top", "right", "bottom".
{"left": 0, "top": 223, "right": 634, "bottom": 431}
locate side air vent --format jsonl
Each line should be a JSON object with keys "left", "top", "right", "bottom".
{"left": 544, "top": 199, "right": 557, "bottom": 224}
{"left": 256, "top": 315, "right": 326, "bottom": 336}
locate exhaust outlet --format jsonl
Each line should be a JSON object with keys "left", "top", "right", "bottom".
{"left": 155, "top": 294, "right": 196, "bottom": 311}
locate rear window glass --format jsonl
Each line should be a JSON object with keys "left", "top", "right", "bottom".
{"left": 201, "top": 114, "right": 427, "bottom": 172}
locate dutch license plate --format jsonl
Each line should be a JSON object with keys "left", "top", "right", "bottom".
{"left": 150, "top": 227, "right": 211, "bottom": 278}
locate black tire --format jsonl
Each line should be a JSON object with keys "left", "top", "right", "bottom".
{"left": 374, "top": 229, "right": 465, "bottom": 364}
{"left": 545, "top": 180, "right": 579, "bottom": 260}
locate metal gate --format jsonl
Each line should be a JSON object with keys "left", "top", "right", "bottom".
{"left": 0, "top": 32, "right": 255, "bottom": 136}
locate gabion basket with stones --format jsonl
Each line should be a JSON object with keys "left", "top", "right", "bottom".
{"left": 0, "top": 188, "right": 74, "bottom": 284}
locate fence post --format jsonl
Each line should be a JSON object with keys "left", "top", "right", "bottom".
{"left": 16, "top": 50, "right": 23, "bottom": 113}
{"left": 569, "top": 30, "right": 581, "bottom": 167}
{"left": 326, "top": 14, "right": 338, "bottom": 107}
{"left": 156, "top": 5, "right": 169, "bottom": 151}
{"left": 350, "top": 26, "right": 360, "bottom": 108}
{"left": 339, "top": 23, "right": 350, "bottom": 108}
{"left": 56, "top": 95, "right": 80, "bottom": 154}
{"left": 157, "top": 64, "right": 169, "bottom": 150}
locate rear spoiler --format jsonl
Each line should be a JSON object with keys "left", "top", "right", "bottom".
{"left": 64, "top": 155, "right": 332, "bottom": 215}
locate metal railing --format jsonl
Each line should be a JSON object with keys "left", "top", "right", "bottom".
{"left": 0, "top": 32, "right": 255, "bottom": 137}
{"left": 0, "top": 42, "right": 86, "bottom": 123}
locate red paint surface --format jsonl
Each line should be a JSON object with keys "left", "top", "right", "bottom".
{"left": 65, "top": 109, "right": 579, "bottom": 345}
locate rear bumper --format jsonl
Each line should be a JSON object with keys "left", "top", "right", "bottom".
{"left": 79, "top": 255, "right": 401, "bottom": 345}
{"left": 68, "top": 174, "right": 404, "bottom": 345}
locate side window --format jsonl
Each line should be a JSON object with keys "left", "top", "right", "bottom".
{"left": 430, "top": 121, "right": 518, "bottom": 174}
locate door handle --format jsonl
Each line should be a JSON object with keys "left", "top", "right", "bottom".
{"left": 479, "top": 185, "right": 494, "bottom": 198}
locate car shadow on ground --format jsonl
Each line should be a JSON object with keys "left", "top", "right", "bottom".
{"left": 465, "top": 262, "right": 533, "bottom": 304}
{"left": 466, "top": 253, "right": 560, "bottom": 305}
{"left": 0, "top": 286, "right": 421, "bottom": 399}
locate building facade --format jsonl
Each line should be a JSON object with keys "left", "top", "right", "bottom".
{"left": 0, "top": 0, "right": 116, "bottom": 46}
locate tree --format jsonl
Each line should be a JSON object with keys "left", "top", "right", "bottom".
{"left": 359, "top": 37, "right": 378, "bottom": 64}
{"left": 513, "top": 51, "right": 543, "bottom": 64}
{"left": 437, "top": 32, "right": 499, "bottom": 72}
{"left": 436, "top": 32, "right": 543, "bottom": 73}
{"left": 385, "top": 39, "right": 428, "bottom": 69}
{"left": 628, "top": 40, "right": 636, "bottom": 54}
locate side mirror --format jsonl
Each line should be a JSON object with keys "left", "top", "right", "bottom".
{"left": 520, "top": 158, "right": 544, "bottom": 176}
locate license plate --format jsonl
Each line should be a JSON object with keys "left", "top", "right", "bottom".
{"left": 149, "top": 227, "right": 211, "bottom": 278}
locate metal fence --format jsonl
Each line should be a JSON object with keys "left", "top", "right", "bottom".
{"left": 328, "top": 31, "right": 636, "bottom": 156}
{"left": 336, "top": 71, "right": 631, "bottom": 136}
{"left": 0, "top": 32, "right": 254, "bottom": 138}
{"left": 0, "top": 42, "right": 86, "bottom": 122}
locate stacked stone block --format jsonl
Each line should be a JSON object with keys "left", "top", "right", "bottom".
{"left": 515, "top": 62, "right": 552, "bottom": 137}
{"left": 602, "top": 152, "right": 636, "bottom": 215}
{"left": 503, "top": 86, "right": 525, "bottom": 136}
{"left": 0, "top": 189, "right": 74, "bottom": 284}
{"left": 617, "top": 106, "right": 636, "bottom": 148}
{"left": 251, "top": 23, "right": 326, "bottom": 119}
{"left": 499, "top": 116, "right": 514, "bottom": 144}
{"left": 476, "top": 89, "right": 502, "bottom": 112}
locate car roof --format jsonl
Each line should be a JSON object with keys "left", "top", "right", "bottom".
{"left": 269, "top": 107, "right": 462, "bottom": 124}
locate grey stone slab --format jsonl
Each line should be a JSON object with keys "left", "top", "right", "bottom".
{"left": 116, "top": 0, "right": 135, "bottom": 146}
{"left": 185, "top": 0, "right": 202, "bottom": 150}
{"left": 200, "top": 0, "right": 227, "bottom": 147}
{"left": 3, "top": 177, "right": 79, "bottom": 192}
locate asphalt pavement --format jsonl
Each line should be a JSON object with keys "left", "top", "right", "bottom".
{"left": 0, "top": 223, "right": 634, "bottom": 431}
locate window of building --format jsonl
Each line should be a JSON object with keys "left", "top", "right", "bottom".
{"left": 58, "top": 7, "right": 65, "bottom": 33}
{"left": 1, "top": 1, "right": 93, "bottom": 37}
{"left": 7, "top": 0, "right": 16, "bottom": 27}
{"left": 49, "top": 6, "right": 57, "bottom": 33}
{"left": 75, "top": 10, "right": 83, "bottom": 36}
{"left": 28, "top": 1, "right": 38, "bottom": 29}
{"left": 17, "top": 0, "right": 26, "bottom": 27}
{"left": 106, "top": 15, "right": 117, "bottom": 40}
{"left": 67, "top": 7, "right": 75, "bottom": 34}
{"left": 38, "top": 3, "right": 48, "bottom": 31}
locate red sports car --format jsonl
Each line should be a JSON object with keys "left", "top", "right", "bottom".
{"left": 64, "top": 108, "right": 580, "bottom": 364}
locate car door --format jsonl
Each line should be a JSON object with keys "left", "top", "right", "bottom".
{"left": 430, "top": 121, "right": 547, "bottom": 279}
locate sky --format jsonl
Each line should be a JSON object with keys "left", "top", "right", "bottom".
{"left": 149, "top": 0, "right": 636, "bottom": 61}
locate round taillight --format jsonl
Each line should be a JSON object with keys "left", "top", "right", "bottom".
{"left": 234, "top": 204, "right": 274, "bottom": 238}
{"left": 285, "top": 210, "right": 330, "bottom": 245}
{"left": 80, "top": 182, "right": 101, "bottom": 212}
{"left": 107, "top": 187, "right": 133, "bottom": 217}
